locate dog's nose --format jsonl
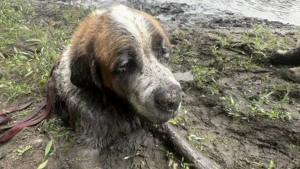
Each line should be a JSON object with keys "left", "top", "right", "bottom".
{"left": 154, "top": 84, "right": 184, "bottom": 112}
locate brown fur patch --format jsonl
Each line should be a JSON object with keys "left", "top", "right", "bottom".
{"left": 68, "top": 12, "right": 132, "bottom": 89}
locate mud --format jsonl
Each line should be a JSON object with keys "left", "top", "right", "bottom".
{"left": 1, "top": 0, "right": 300, "bottom": 169}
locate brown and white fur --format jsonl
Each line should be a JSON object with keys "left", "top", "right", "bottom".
{"left": 54, "top": 5, "right": 184, "bottom": 149}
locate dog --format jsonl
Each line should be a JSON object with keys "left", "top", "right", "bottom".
{"left": 53, "top": 5, "right": 184, "bottom": 149}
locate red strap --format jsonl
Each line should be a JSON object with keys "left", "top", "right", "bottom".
{"left": 0, "top": 102, "right": 32, "bottom": 125}
{"left": 0, "top": 101, "right": 46, "bottom": 130}
{"left": 0, "top": 115, "right": 11, "bottom": 125}
{"left": 0, "top": 101, "right": 46, "bottom": 142}
{"left": 0, "top": 102, "right": 32, "bottom": 115}
{"left": 0, "top": 68, "right": 56, "bottom": 142}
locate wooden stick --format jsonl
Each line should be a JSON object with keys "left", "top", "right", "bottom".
{"left": 152, "top": 123, "right": 221, "bottom": 169}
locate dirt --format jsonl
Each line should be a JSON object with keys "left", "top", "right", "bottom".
{"left": 1, "top": 0, "right": 300, "bottom": 169}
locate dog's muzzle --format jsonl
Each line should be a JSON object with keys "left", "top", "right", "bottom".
{"left": 154, "top": 84, "right": 184, "bottom": 113}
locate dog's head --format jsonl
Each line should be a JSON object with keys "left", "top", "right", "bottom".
{"left": 68, "top": 5, "right": 184, "bottom": 123}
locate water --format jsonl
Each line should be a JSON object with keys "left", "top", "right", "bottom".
{"left": 162, "top": 0, "right": 300, "bottom": 25}
{"left": 63, "top": 0, "right": 300, "bottom": 26}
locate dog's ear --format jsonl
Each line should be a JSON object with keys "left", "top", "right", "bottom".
{"left": 69, "top": 42, "right": 103, "bottom": 91}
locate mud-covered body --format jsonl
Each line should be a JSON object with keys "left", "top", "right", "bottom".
{"left": 54, "top": 5, "right": 183, "bottom": 148}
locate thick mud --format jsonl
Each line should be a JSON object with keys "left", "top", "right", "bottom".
{"left": 1, "top": 0, "right": 300, "bottom": 169}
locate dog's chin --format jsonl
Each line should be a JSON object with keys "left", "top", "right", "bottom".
{"left": 136, "top": 105, "right": 180, "bottom": 124}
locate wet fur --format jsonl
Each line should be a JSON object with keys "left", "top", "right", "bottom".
{"left": 54, "top": 5, "right": 182, "bottom": 148}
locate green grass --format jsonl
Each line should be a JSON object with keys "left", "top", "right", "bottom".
{"left": 169, "top": 107, "right": 190, "bottom": 127}
{"left": 171, "top": 24, "right": 297, "bottom": 122}
{"left": 212, "top": 24, "right": 297, "bottom": 72}
{"left": 0, "top": 0, "right": 89, "bottom": 102}
{"left": 244, "top": 24, "right": 294, "bottom": 51}
{"left": 187, "top": 129, "right": 216, "bottom": 152}
{"left": 37, "top": 118, "right": 73, "bottom": 144}
{"left": 0, "top": 79, "right": 32, "bottom": 101}
{"left": 166, "top": 151, "right": 195, "bottom": 169}
{"left": 16, "top": 145, "right": 32, "bottom": 156}
{"left": 220, "top": 87, "right": 292, "bottom": 120}
{"left": 170, "top": 28, "right": 199, "bottom": 65}
{"left": 192, "top": 64, "right": 219, "bottom": 95}
{"left": 0, "top": 2, "right": 84, "bottom": 166}
{"left": 204, "top": 24, "right": 298, "bottom": 122}
{"left": 220, "top": 95, "right": 244, "bottom": 118}
{"left": 250, "top": 87, "right": 292, "bottom": 120}
{"left": 36, "top": 118, "right": 74, "bottom": 168}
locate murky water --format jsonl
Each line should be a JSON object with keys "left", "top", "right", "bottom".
{"left": 64, "top": 0, "right": 300, "bottom": 25}
{"left": 165, "top": 0, "right": 300, "bottom": 25}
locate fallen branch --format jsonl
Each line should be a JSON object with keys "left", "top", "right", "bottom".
{"left": 152, "top": 123, "right": 221, "bottom": 169}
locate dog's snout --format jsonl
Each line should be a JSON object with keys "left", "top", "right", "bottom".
{"left": 154, "top": 84, "right": 184, "bottom": 112}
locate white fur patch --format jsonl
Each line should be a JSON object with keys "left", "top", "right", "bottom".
{"left": 110, "top": 5, "right": 154, "bottom": 54}
{"left": 92, "top": 9, "right": 105, "bottom": 16}
{"left": 57, "top": 46, "right": 75, "bottom": 97}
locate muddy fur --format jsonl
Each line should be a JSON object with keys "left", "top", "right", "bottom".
{"left": 54, "top": 50, "right": 140, "bottom": 147}
{"left": 53, "top": 5, "right": 183, "bottom": 149}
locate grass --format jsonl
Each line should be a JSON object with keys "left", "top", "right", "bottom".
{"left": 187, "top": 133, "right": 206, "bottom": 151}
{"left": 220, "top": 86, "right": 292, "bottom": 120}
{"left": 187, "top": 129, "right": 216, "bottom": 151}
{"left": 36, "top": 118, "right": 73, "bottom": 168}
{"left": 36, "top": 119, "right": 72, "bottom": 169}
{"left": 243, "top": 25, "right": 294, "bottom": 51}
{"left": 192, "top": 64, "right": 219, "bottom": 95}
{"left": 170, "top": 23, "right": 298, "bottom": 124}
{"left": 169, "top": 107, "right": 190, "bottom": 127}
{"left": 171, "top": 29, "right": 189, "bottom": 38}
{"left": 37, "top": 118, "right": 73, "bottom": 146}
{"left": 166, "top": 151, "right": 195, "bottom": 169}
{"left": 0, "top": 1, "right": 84, "bottom": 167}
{"left": 16, "top": 145, "right": 32, "bottom": 156}
{"left": 0, "top": 79, "right": 32, "bottom": 101}
{"left": 170, "top": 28, "right": 199, "bottom": 65}
{"left": 0, "top": 0, "right": 89, "bottom": 102}
{"left": 220, "top": 95, "right": 244, "bottom": 118}
{"left": 213, "top": 24, "right": 297, "bottom": 72}
{"left": 250, "top": 87, "right": 292, "bottom": 120}
{"left": 192, "top": 64, "right": 216, "bottom": 86}
{"left": 203, "top": 24, "right": 298, "bottom": 122}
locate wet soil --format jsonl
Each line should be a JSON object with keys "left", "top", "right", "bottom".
{"left": 1, "top": 0, "right": 300, "bottom": 169}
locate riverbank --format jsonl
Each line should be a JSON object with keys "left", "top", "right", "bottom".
{"left": 1, "top": 0, "right": 300, "bottom": 168}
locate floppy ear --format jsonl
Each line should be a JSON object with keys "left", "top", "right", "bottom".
{"left": 69, "top": 42, "right": 103, "bottom": 90}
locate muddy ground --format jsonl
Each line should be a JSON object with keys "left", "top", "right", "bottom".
{"left": 1, "top": 0, "right": 300, "bottom": 169}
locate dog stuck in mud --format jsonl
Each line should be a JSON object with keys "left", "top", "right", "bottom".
{"left": 54, "top": 4, "right": 184, "bottom": 149}
{"left": 52, "top": 6, "right": 221, "bottom": 168}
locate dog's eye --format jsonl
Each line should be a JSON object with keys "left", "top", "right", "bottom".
{"left": 115, "top": 58, "right": 141, "bottom": 75}
{"left": 114, "top": 47, "right": 138, "bottom": 74}
{"left": 158, "top": 42, "right": 170, "bottom": 64}
{"left": 116, "top": 60, "right": 129, "bottom": 73}
{"left": 160, "top": 51, "right": 170, "bottom": 63}
{"left": 115, "top": 58, "right": 139, "bottom": 74}
{"left": 152, "top": 35, "right": 170, "bottom": 64}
